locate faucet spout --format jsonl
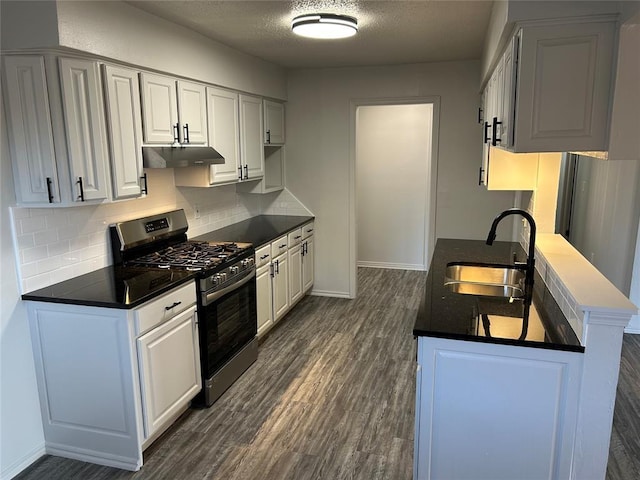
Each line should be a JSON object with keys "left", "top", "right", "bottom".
{"left": 485, "top": 209, "right": 537, "bottom": 298}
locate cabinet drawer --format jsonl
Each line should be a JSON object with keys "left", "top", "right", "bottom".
{"left": 256, "top": 244, "right": 272, "bottom": 268}
{"left": 288, "top": 228, "right": 303, "bottom": 247}
{"left": 135, "top": 281, "right": 196, "bottom": 336}
{"left": 302, "top": 222, "right": 315, "bottom": 239}
{"left": 271, "top": 235, "right": 288, "bottom": 258}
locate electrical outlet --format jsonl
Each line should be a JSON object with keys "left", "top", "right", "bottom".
{"left": 194, "top": 204, "right": 200, "bottom": 219}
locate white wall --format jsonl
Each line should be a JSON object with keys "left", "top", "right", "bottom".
{"left": 286, "top": 61, "right": 516, "bottom": 297}
{"left": 356, "top": 104, "right": 432, "bottom": 270}
{"left": 1, "top": 1, "right": 287, "bottom": 101}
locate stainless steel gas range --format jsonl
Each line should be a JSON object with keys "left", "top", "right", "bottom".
{"left": 110, "top": 209, "right": 257, "bottom": 407}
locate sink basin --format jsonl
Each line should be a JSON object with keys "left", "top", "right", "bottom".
{"left": 444, "top": 262, "right": 526, "bottom": 298}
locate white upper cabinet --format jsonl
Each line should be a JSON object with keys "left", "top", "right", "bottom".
{"left": 486, "top": 19, "right": 616, "bottom": 154}
{"left": 239, "top": 94, "right": 265, "bottom": 180}
{"left": 58, "top": 57, "right": 110, "bottom": 202}
{"left": 140, "top": 73, "right": 179, "bottom": 144}
{"left": 140, "top": 73, "right": 207, "bottom": 146}
{"left": 263, "top": 100, "right": 285, "bottom": 145}
{"left": 102, "top": 64, "right": 144, "bottom": 199}
{"left": 177, "top": 80, "right": 207, "bottom": 144}
{"left": 204, "top": 87, "right": 240, "bottom": 183}
{"left": 3, "top": 55, "right": 60, "bottom": 204}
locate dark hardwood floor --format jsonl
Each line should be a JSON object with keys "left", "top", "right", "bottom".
{"left": 15, "top": 268, "right": 640, "bottom": 479}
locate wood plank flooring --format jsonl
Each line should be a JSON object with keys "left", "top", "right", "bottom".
{"left": 15, "top": 268, "right": 640, "bottom": 479}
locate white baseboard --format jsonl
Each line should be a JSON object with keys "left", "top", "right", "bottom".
{"left": 0, "top": 443, "right": 45, "bottom": 480}
{"left": 309, "top": 289, "right": 352, "bottom": 299}
{"left": 357, "top": 261, "right": 426, "bottom": 271}
{"left": 45, "top": 442, "right": 141, "bottom": 472}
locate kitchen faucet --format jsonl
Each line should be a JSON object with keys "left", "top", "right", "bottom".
{"left": 485, "top": 208, "right": 537, "bottom": 298}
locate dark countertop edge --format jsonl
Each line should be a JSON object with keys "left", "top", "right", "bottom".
{"left": 412, "top": 329, "right": 585, "bottom": 353}
{"left": 21, "top": 274, "right": 196, "bottom": 310}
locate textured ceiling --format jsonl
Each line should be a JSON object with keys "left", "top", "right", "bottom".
{"left": 126, "top": 0, "right": 494, "bottom": 68}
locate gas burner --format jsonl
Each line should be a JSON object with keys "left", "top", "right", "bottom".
{"left": 126, "top": 240, "right": 252, "bottom": 272}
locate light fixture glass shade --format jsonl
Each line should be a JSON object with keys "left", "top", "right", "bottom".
{"left": 292, "top": 13, "right": 358, "bottom": 39}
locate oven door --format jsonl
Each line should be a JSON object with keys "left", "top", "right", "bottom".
{"left": 199, "top": 269, "right": 257, "bottom": 379}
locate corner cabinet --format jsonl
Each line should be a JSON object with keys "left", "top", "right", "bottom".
{"left": 483, "top": 19, "right": 616, "bottom": 154}
{"left": 239, "top": 94, "right": 265, "bottom": 180}
{"left": 26, "top": 281, "right": 200, "bottom": 471}
{"left": 263, "top": 100, "right": 285, "bottom": 145}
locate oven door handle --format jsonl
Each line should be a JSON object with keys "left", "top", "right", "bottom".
{"left": 201, "top": 268, "right": 256, "bottom": 306}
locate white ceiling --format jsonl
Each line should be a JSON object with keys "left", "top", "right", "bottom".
{"left": 126, "top": 0, "right": 494, "bottom": 68}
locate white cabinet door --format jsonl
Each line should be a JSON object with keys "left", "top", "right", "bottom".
{"left": 207, "top": 86, "right": 241, "bottom": 184}
{"left": 58, "top": 58, "right": 109, "bottom": 202}
{"left": 302, "top": 235, "right": 314, "bottom": 293}
{"left": 177, "top": 80, "right": 207, "bottom": 144}
{"left": 137, "top": 305, "right": 201, "bottom": 439}
{"left": 140, "top": 73, "right": 179, "bottom": 145}
{"left": 3, "top": 55, "right": 60, "bottom": 204}
{"left": 256, "top": 263, "right": 274, "bottom": 337}
{"left": 102, "top": 65, "right": 144, "bottom": 199}
{"left": 515, "top": 21, "right": 615, "bottom": 152}
{"left": 288, "top": 243, "right": 303, "bottom": 306}
{"left": 272, "top": 254, "right": 289, "bottom": 321}
{"left": 263, "top": 100, "right": 285, "bottom": 145}
{"left": 239, "top": 94, "right": 264, "bottom": 180}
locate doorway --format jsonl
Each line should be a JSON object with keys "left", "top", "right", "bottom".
{"left": 349, "top": 98, "right": 439, "bottom": 297}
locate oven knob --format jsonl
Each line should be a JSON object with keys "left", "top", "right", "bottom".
{"left": 243, "top": 258, "right": 254, "bottom": 268}
{"left": 229, "top": 266, "right": 239, "bottom": 275}
{"left": 218, "top": 272, "right": 227, "bottom": 283}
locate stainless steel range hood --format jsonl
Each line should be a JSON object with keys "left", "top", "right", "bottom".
{"left": 142, "top": 146, "right": 225, "bottom": 168}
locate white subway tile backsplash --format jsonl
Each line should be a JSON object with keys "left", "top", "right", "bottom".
{"left": 22, "top": 245, "right": 49, "bottom": 263}
{"left": 20, "top": 216, "right": 47, "bottom": 234}
{"left": 13, "top": 175, "right": 309, "bottom": 293}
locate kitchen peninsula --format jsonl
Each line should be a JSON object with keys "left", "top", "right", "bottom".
{"left": 413, "top": 237, "right": 638, "bottom": 480}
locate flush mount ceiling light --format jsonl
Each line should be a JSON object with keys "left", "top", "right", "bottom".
{"left": 292, "top": 13, "right": 358, "bottom": 39}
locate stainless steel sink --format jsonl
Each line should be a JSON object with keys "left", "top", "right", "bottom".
{"left": 444, "top": 262, "right": 526, "bottom": 298}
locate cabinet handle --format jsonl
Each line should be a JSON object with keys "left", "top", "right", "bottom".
{"left": 76, "top": 177, "right": 85, "bottom": 201}
{"left": 275, "top": 259, "right": 279, "bottom": 274}
{"left": 266, "top": 129, "right": 271, "bottom": 144}
{"left": 165, "top": 301, "right": 182, "bottom": 311}
{"left": 243, "top": 164, "right": 248, "bottom": 179}
{"left": 270, "top": 263, "right": 275, "bottom": 278}
{"left": 183, "top": 123, "right": 190, "bottom": 143}
{"left": 306, "top": 228, "right": 314, "bottom": 233}
{"left": 478, "top": 167, "right": 485, "bottom": 186}
{"left": 294, "top": 235, "right": 302, "bottom": 240}
{"left": 483, "top": 121, "right": 491, "bottom": 144}
{"left": 491, "top": 117, "right": 502, "bottom": 146}
{"left": 238, "top": 166, "right": 243, "bottom": 180}
{"left": 140, "top": 172, "right": 148, "bottom": 195}
{"left": 302, "top": 242, "right": 307, "bottom": 256}
{"left": 46, "top": 177, "right": 54, "bottom": 203}
{"left": 173, "top": 123, "right": 180, "bottom": 144}
{"left": 478, "top": 107, "right": 483, "bottom": 124}
{"left": 279, "top": 243, "right": 287, "bottom": 249}
{"left": 260, "top": 254, "right": 270, "bottom": 260}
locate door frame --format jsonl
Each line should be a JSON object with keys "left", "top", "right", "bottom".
{"left": 348, "top": 96, "right": 440, "bottom": 298}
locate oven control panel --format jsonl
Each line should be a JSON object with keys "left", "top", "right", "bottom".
{"left": 144, "top": 217, "right": 169, "bottom": 233}
{"left": 200, "top": 250, "right": 255, "bottom": 293}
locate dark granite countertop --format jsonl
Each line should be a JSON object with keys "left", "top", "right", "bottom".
{"left": 414, "top": 239, "right": 583, "bottom": 352}
{"left": 22, "top": 267, "right": 195, "bottom": 309}
{"left": 191, "top": 215, "right": 314, "bottom": 246}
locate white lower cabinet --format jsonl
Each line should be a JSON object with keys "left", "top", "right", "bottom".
{"left": 272, "top": 251, "right": 290, "bottom": 322}
{"left": 256, "top": 222, "right": 315, "bottom": 337}
{"left": 288, "top": 228, "right": 303, "bottom": 306}
{"left": 255, "top": 244, "right": 274, "bottom": 337}
{"left": 414, "top": 335, "right": 583, "bottom": 480}
{"left": 26, "top": 281, "right": 200, "bottom": 471}
{"left": 137, "top": 305, "right": 201, "bottom": 439}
